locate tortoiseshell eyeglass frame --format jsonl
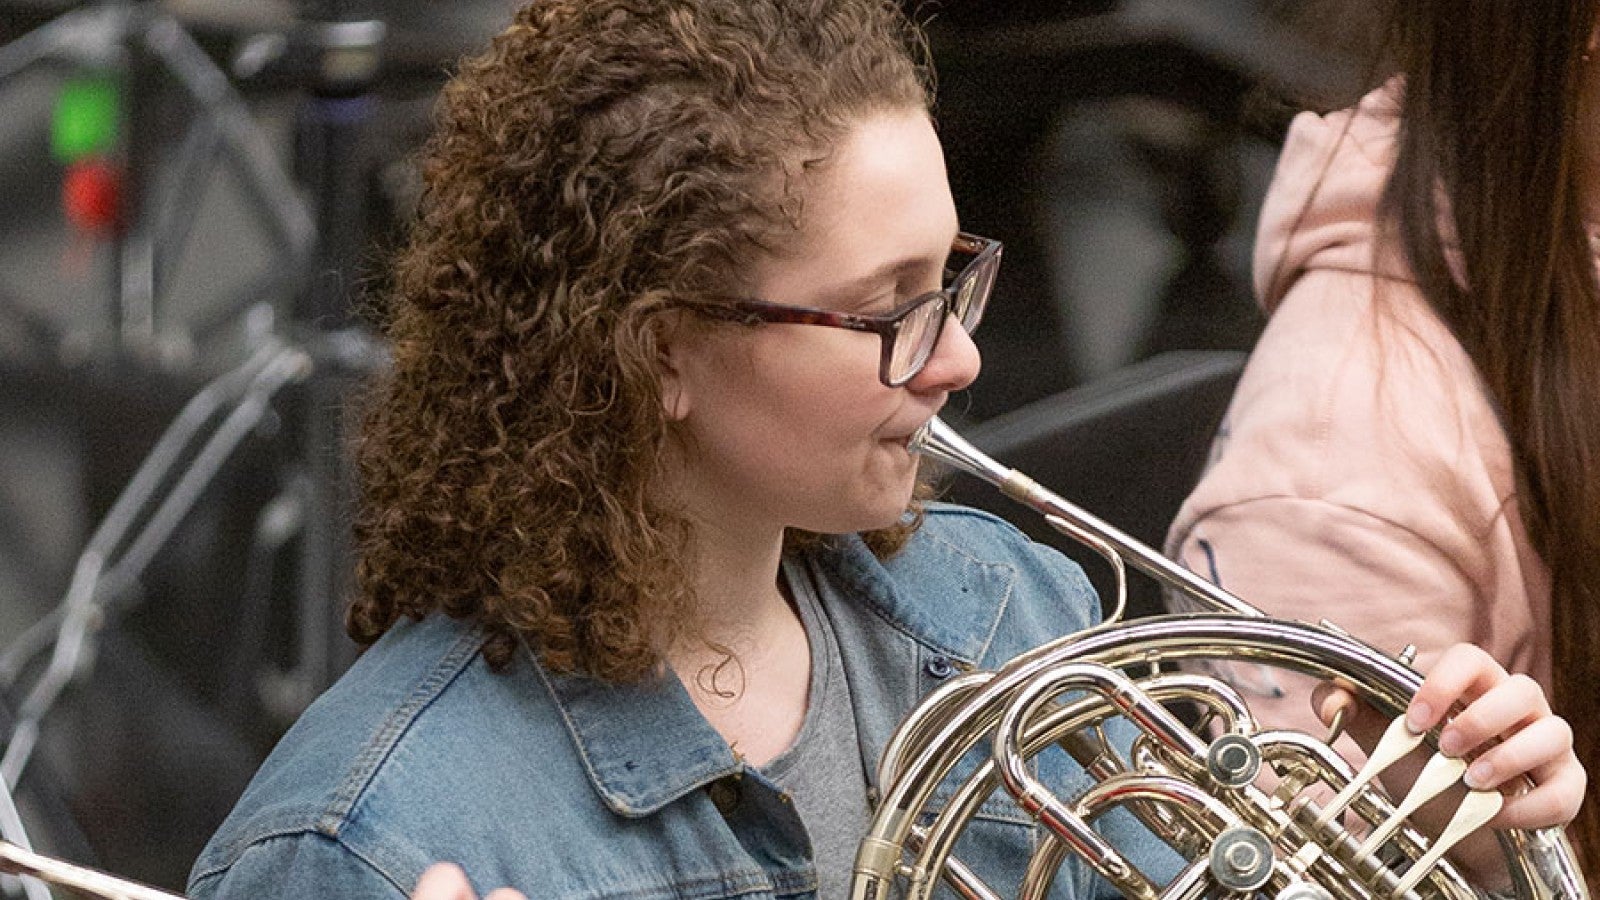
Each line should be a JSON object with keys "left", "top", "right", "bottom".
{"left": 685, "top": 233, "right": 1003, "bottom": 387}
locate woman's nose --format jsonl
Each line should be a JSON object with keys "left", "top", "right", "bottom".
{"left": 907, "top": 314, "right": 980, "bottom": 394}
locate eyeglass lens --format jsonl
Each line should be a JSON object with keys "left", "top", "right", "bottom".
{"left": 888, "top": 295, "right": 946, "bottom": 383}
{"left": 885, "top": 247, "right": 994, "bottom": 384}
{"left": 954, "top": 253, "right": 996, "bottom": 331}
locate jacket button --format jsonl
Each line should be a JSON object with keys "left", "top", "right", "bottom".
{"left": 707, "top": 777, "right": 741, "bottom": 815}
{"left": 925, "top": 656, "right": 955, "bottom": 679}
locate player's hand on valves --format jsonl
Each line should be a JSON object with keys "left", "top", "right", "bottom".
{"left": 1404, "top": 643, "right": 1581, "bottom": 829}
{"left": 413, "top": 863, "right": 528, "bottom": 900}
{"left": 1315, "top": 642, "right": 1583, "bottom": 831}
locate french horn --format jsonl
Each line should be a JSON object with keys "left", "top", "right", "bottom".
{"left": 1, "top": 838, "right": 185, "bottom": 900}
{"left": 850, "top": 417, "right": 1587, "bottom": 900}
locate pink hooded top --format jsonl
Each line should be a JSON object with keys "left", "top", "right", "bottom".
{"left": 1163, "top": 83, "right": 1554, "bottom": 741}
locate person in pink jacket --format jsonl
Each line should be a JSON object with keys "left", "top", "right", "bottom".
{"left": 1166, "top": 1, "right": 1596, "bottom": 886}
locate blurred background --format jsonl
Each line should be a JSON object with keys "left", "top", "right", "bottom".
{"left": 0, "top": 0, "right": 1376, "bottom": 893}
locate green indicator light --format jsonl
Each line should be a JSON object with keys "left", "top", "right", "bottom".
{"left": 52, "top": 76, "right": 119, "bottom": 163}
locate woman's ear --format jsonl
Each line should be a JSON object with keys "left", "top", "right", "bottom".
{"left": 655, "top": 310, "right": 693, "bottom": 422}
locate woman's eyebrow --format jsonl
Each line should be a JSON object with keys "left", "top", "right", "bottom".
{"left": 818, "top": 253, "right": 941, "bottom": 303}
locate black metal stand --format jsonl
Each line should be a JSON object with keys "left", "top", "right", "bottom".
{"left": 0, "top": 2, "right": 390, "bottom": 890}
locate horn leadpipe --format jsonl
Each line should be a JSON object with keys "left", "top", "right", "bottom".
{"left": 2, "top": 841, "right": 186, "bottom": 900}
{"left": 911, "top": 417, "right": 1259, "bottom": 618}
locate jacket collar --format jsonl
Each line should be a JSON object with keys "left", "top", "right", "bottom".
{"left": 532, "top": 512, "right": 1020, "bottom": 818}
{"left": 814, "top": 514, "right": 1023, "bottom": 668}
{"left": 530, "top": 649, "right": 742, "bottom": 819}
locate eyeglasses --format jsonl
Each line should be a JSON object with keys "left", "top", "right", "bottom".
{"left": 687, "top": 233, "right": 1001, "bottom": 387}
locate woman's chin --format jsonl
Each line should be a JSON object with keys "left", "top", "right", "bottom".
{"left": 798, "top": 498, "right": 913, "bottom": 537}
{"left": 857, "top": 489, "right": 920, "bottom": 533}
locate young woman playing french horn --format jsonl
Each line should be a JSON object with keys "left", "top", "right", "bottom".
{"left": 184, "top": 1, "right": 1584, "bottom": 898}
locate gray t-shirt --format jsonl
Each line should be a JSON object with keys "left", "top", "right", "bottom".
{"left": 762, "top": 558, "right": 873, "bottom": 899}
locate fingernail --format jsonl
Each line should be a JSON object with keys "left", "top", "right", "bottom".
{"left": 1437, "top": 729, "right": 1463, "bottom": 757}
{"left": 1465, "top": 759, "right": 1494, "bottom": 790}
{"left": 1406, "top": 701, "right": 1433, "bottom": 733}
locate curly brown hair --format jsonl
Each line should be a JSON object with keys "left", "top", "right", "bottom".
{"left": 348, "top": 0, "right": 935, "bottom": 682}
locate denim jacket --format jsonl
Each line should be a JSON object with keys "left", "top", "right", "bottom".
{"left": 188, "top": 504, "right": 1177, "bottom": 900}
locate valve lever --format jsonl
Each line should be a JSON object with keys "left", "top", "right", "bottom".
{"left": 1357, "top": 753, "right": 1469, "bottom": 858}
{"left": 1315, "top": 717, "right": 1424, "bottom": 830}
{"left": 1390, "top": 790, "right": 1504, "bottom": 898}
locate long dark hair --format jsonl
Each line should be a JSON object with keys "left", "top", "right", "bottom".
{"left": 1379, "top": 0, "right": 1598, "bottom": 882}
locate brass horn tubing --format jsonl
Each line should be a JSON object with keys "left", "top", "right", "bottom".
{"left": 1025, "top": 616, "right": 1585, "bottom": 900}
{"left": 876, "top": 670, "right": 993, "bottom": 793}
{"left": 903, "top": 827, "right": 1006, "bottom": 900}
{"left": 996, "top": 665, "right": 1212, "bottom": 809}
{"left": 908, "top": 422, "right": 1129, "bottom": 623}
{"left": 855, "top": 611, "right": 1212, "bottom": 893}
{"left": 1256, "top": 730, "right": 1480, "bottom": 900}
{"left": 1508, "top": 827, "right": 1587, "bottom": 900}
{"left": 995, "top": 666, "right": 1245, "bottom": 897}
{"left": 1256, "top": 729, "right": 1405, "bottom": 835}
{"left": 867, "top": 614, "right": 1584, "bottom": 900}
{"left": 1022, "top": 840, "right": 1215, "bottom": 900}
{"left": 858, "top": 611, "right": 1218, "bottom": 895}
{"left": 864, "top": 587, "right": 1206, "bottom": 851}
{"left": 912, "top": 675, "right": 1261, "bottom": 900}
{"left": 911, "top": 687, "right": 1259, "bottom": 900}
{"left": 1053, "top": 775, "right": 1240, "bottom": 900}
{"left": 864, "top": 610, "right": 1287, "bottom": 865}
{"left": 1, "top": 841, "right": 186, "bottom": 900}
{"left": 1041, "top": 512, "right": 1130, "bottom": 625}
{"left": 1135, "top": 673, "right": 1258, "bottom": 741}
{"left": 911, "top": 417, "right": 1258, "bottom": 618}
{"left": 912, "top": 773, "right": 1229, "bottom": 900}
{"left": 1067, "top": 774, "right": 1427, "bottom": 900}
{"left": 1037, "top": 672, "right": 1259, "bottom": 782}
{"left": 854, "top": 656, "right": 1076, "bottom": 896}
{"left": 1021, "top": 615, "right": 1418, "bottom": 717}
{"left": 856, "top": 613, "right": 1377, "bottom": 897}
{"left": 890, "top": 417, "right": 1587, "bottom": 900}
{"left": 1225, "top": 731, "right": 1432, "bottom": 900}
